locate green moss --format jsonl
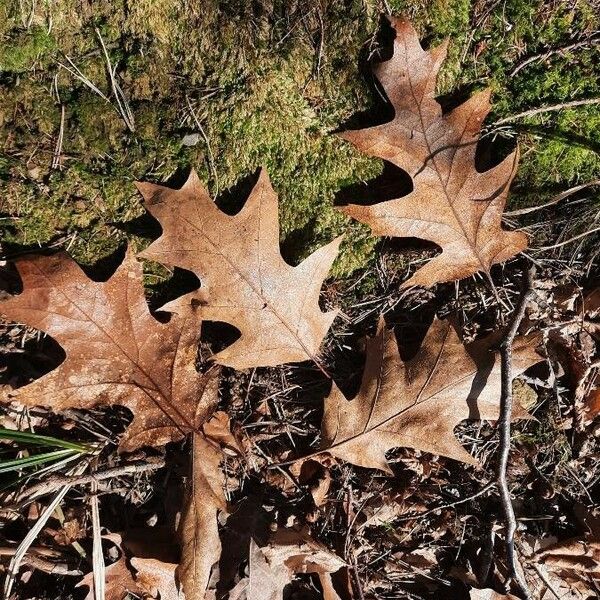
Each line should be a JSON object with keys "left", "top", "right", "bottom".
{"left": 0, "top": 26, "right": 55, "bottom": 73}
{"left": 0, "top": 0, "right": 598, "bottom": 275}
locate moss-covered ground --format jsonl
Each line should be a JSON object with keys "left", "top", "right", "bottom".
{"left": 0, "top": 0, "right": 598, "bottom": 278}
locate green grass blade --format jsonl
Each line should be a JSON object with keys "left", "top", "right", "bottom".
{"left": 0, "top": 428, "right": 91, "bottom": 452}
{"left": 0, "top": 449, "right": 78, "bottom": 474}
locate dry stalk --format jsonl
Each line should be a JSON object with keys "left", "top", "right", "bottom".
{"left": 493, "top": 97, "right": 600, "bottom": 127}
{"left": 2, "top": 457, "right": 165, "bottom": 510}
{"left": 497, "top": 264, "right": 536, "bottom": 599}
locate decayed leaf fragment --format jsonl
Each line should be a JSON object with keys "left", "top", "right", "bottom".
{"left": 340, "top": 17, "right": 527, "bottom": 287}
{"left": 233, "top": 531, "right": 345, "bottom": 600}
{"left": 534, "top": 535, "right": 600, "bottom": 574}
{"left": 78, "top": 534, "right": 181, "bottom": 600}
{"left": 321, "top": 317, "right": 541, "bottom": 472}
{"left": 137, "top": 168, "right": 341, "bottom": 369}
{"left": 131, "top": 558, "right": 180, "bottom": 600}
{"left": 178, "top": 412, "right": 242, "bottom": 600}
{"left": 550, "top": 285, "right": 600, "bottom": 425}
{"left": 469, "top": 590, "right": 519, "bottom": 600}
{"left": 0, "top": 250, "right": 218, "bottom": 452}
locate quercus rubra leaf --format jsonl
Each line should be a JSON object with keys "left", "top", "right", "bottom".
{"left": 0, "top": 250, "right": 218, "bottom": 452}
{"left": 136, "top": 168, "right": 341, "bottom": 370}
{"left": 340, "top": 17, "right": 527, "bottom": 288}
{"left": 321, "top": 317, "right": 541, "bottom": 472}
{"left": 78, "top": 534, "right": 180, "bottom": 600}
{"left": 178, "top": 413, "right": 241, "bottom": 600}
{"left": 232, "top": 532, "right": 345, "bottom": 600}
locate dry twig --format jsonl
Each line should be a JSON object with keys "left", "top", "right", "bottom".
{"left": 509, "top": 34, "right": 600, "bottom": 76}
{"left": 493, "top": 97, "right": 600, "bottom": 127}
{"left": 497, "top": 265, "right": 536, "bottom": 599}
{"left": 2, "top": 457, "right": 165, "bottom": 510}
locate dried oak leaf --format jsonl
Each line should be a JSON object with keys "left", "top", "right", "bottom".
{"left": 551, "top": 286, "right": 600, "bottom": 425}
{"left": 136, "top": 168, "right": 341, "bottom": 369}
{"left": 340, "top": 17, "right": 527, "bottom": 287}
{"left": 232, "top": 531, "right": 345, "bottom": 600}
{"left": 321, "top": 317, "right": 541, "bottom": 472}
{"left": 469, "top": 591, "right": 519, "bottom": 600}
{"left": 78, "top": 534, "right": 181, "bottom": 600}
{"left": 178, "top": 412, "right": 242, "bottom": 600}
{"left": 132, "top": 557, "right": 180, "bottom": 600}
{"left": 0, "top": 250, "right": 218, "bottom": 452}
{"left": 534, "top": 536, "right": 600, "bottom": 574}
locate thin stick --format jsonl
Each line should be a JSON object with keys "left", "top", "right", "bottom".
{"left": 90, "top": 470, "right": 105, "bottom": 600}
{"left": 186, "top": 95, "right": 219, "bottom": 196}
{"left": 493, "top": 97, "right": 600, "bottom": 126}
{"left": 51, "top": 104, "right": 65, "bottom": 170}
{"left": 95, "top": 28, "right": 135, "bottom": 132}
{"left": 395, "top": 481, "right": 496, "bottom": 522}
{"left": 2, "top": 457, "right": 165, "bottom": 509}
{"left": 504, "top": 179, "right": 600, "bottom": 216}
{"left": 534, "top": 226, "right": 600, "bottom": 251}
{"left": 510, "top": 34, "right": 600, "bottom": 77}
{"left": 2, "top": 461, "right": 88, "bottom": 599}
{"left": 497, "top": 265, "right": 535, "bottom": 599}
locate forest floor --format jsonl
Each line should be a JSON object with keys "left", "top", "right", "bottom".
{"left": 0, "top": 0, "right": 599, "bottom": 599}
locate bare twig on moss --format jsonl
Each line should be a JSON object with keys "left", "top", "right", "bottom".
{"left": 510, "top": 34, "right": 600, "bottom": 76}
{"left": 95, "top": 28, "right": 135, "bottom": 132}
{"left": 504, "top": 179, "right": 600, "bottom": 217}
{"left": 497, "top": 265, "right": 536, "bottom": 599}
{"left": 51, "top": 104, "right": 65, "bottom": 170}
{"left": 492, "top": 97, "right": 600, "bottom": 127}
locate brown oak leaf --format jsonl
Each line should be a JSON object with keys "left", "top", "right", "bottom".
{"left": 178, "top": 412, "right": 242, "bottom": 600}
{"left": 132, "top": 557, "right": 180, "bottom": 600}
{"left": 534, "top": 535, "right": 600, "bottom": 574}
{"left": 340, "top": 17, "right": 527, "bottom": 288}
{"left": 78, "top": 534, "right": 181, "bottom": 600}
{"left": 136, "top": 168, "right": 341, "bottom": 369}
{"left": 231, "top": 531, "right": 345, "bottom": 600}
{"left": 321, "top": 317, "right": 541, "bottom": 472}
{"left": 0, "top": 250, "right": 218, "bottom": 452}
{"left": 469, "top": 591, "right": 519, "bottom": 600}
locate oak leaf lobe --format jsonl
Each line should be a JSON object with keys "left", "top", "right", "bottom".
{"left": 137, "top": 168, "right": 340, "bottom": 370}
{"left": 340, "top": 17, "right": 527, "bottom": 287}
{"left": 0, "top": 250, "right": 218, "bottom": 452}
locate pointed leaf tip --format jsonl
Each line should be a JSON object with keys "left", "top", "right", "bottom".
{"left": 340, "top": 17, "right": 526, "bottom": 286}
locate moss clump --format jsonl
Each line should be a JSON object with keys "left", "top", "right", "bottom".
{"left": 0, "top": 0, "right": 598, "bottom": 275}
{"left": 0, "top": 26, "right": 55, "bottom": 73}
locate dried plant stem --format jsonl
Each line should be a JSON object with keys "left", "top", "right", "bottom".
{"left": 2, "top": 461, "right": 89, "bottom": 599}
{"left": 90, "top": 469, "right": 105, "bottom": 600}
{"left": 497, "top": 265, "right": 535, "bottom": 599}
{"left": 509, "top": 34, "right": 600, "bottom": 77}
{"left": 51, "top": 104, "right": 65, "bottom": 170}
{"left": 493, "top": 97, "right": 600, "bottom": 126}
{"left": 395, "top": 481, "right": 496, "bottom": 522}
{"left": 2, "top": 457, "right": 165, "bottom": 510}
{"left": 504, "top": 178, "right": 600, "bottom": 217}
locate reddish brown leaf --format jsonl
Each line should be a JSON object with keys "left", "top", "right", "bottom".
{"left": 340, "top": 17, "right": 527, "bottom": 287}
{"left": 469, "top": 590, "right": 519, "bottom": 600}
{"left": 177, "top": 412, "right": 243, "bottom": 600}
{"left": 0, "top": 250, "right": 218, "bottom": 452}
{"left": 136, "top": 169, "right": 341, "bottom": 369}
{"left": 534, "top": 535, "right": 600, "bottom": 574}
{"left": 132, "top": 557, "right": 180, "bottom": 600}
{"left": 321, "top": 317, "right": 541, "bottom": 472}
{"left": 233, "top": 531, "right": 345, "bottom": 600}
